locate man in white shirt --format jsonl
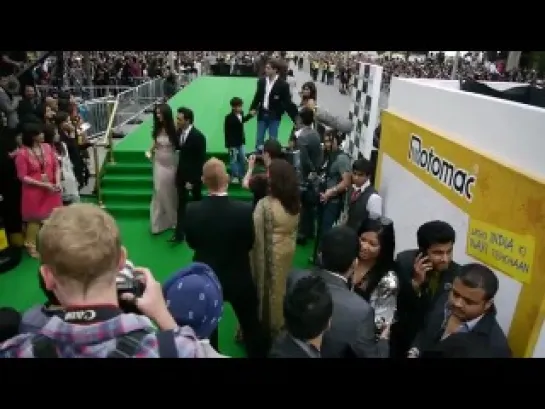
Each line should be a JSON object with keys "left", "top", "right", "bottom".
{"left": 248, "top": 59, "right": 297, "bottom": 151}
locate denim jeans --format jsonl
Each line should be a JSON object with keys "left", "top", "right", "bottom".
{"left": 229, "top": 146, "right": 246, "bottom": 179}
{"left": 313, "top": 199, "right": 343, "bottom": 261}
{"left": 255, "top": 112, "right": 280, "bottom": 151}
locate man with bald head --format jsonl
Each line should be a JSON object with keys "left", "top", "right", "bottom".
{"left": 184, "top": 158, "right": 269, "bottom": 357}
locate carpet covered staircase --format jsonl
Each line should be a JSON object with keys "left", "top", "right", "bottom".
{"left": 101, "top": 151, "right": 253, "bottom": 218}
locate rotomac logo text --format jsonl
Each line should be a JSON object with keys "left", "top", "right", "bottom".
{"left": 408, "top": 134, "right": 476, "bottom": 201}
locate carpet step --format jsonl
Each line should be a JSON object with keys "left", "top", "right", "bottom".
{"left": 103, "top": 162, "right": 152, "bottom": 175}
{"left": 103, "top": 203, "right": 150, "bottom": 218}
{"left": 101, "top": 174, "right": 249, "bottom": 192}
{"left": 101, "top": 186, "right": 253, "bottom": 204}
{"left": 113, "top": 150, "right": 232, "bottom": 164}
{"left": 102, "top": 174, "right": 153, "bottom": 189}
{"left": 102, "top": 161, "right": 249, "bottom": 180}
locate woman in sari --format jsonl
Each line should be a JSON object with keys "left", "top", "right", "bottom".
{"left": 250, "top": 159, "right": 300, "bottom": 339}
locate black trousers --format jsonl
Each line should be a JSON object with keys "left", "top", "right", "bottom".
{"left": 210, "top": 279, "right": 270, "bottom": 358}
{"left": 298, "top": 188, "right": 316, "bottom": 240}
{"left": 174, "top": 180, "right": 202, "bottom": 239}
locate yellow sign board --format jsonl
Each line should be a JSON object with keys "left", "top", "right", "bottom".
{"left": 466, "top": 219, "right": 535, "bottom": 284}
{"left": 379, "top": 110, "right": 545, "bottom": 356}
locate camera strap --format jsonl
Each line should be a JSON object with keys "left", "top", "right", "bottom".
{"left": 61, "top": 305, "right": 124, "bottom": 324}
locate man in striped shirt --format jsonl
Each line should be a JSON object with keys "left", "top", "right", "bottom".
{"left": 0, "top": 204, "right": 209, "bottom": 358}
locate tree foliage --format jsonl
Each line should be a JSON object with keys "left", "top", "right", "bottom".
{"left": 530, "top": 51, "right": 545, "bottom": 74}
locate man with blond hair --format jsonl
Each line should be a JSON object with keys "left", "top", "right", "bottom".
{"left": 0, "top": 203, "right": 209, "bottom": 358}
{"left": 185, "top": 158, "right": 268, "bottom": 357}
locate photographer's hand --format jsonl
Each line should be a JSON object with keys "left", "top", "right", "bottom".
{"left": 320, "top": 187, "right": 336, "bottom": 203}
{"left": 120, "top": 267, "right": 177, "bottom": 331}
{"left": 247, "top": 154, "right": 256, "bottom": 170}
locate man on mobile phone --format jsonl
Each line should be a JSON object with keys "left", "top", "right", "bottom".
{"left": 390, "top": 220, "right": 460, "bottom": 358}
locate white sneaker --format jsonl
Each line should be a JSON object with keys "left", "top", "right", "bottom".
{"left": 231, "top": 177, "right": 240, "bottom": 184}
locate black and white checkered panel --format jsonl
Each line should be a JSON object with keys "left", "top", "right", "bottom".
{"left": 344, "top": 62, "right": 383, "bottom": 161}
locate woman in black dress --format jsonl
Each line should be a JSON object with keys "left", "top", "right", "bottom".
{"left": 0, "top": 125, "right": 23, "bottom": 248}
{"left": 351, "top": 217, "right": 396, "bottom": 301}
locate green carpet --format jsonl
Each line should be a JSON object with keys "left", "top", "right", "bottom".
{"left": 101, "top": 76, "right": 293, "bottom": 218}
{"left": 114, "top": 76, "right": 293, "bottom": 154}
{"left": 0, "top": 76, "right": 310, "bottom": 357}
{"left": 0, "top": 219, "right": 314, "bottom": 357}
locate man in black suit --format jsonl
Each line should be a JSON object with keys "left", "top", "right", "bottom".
{"left": 224, "top": 96, "right": 253, "bottom": 183}
{"left": 409, "top": 263, "right": 511, "bottom": 358}
{"left": 171, "top": 107, "right": 207, "bottom": 244}
{"left": 184, "top": 158, "right": 269, "bottom": 357}
{"left": 249, "top": 58, "right": 298, "bottom": 152}
{"left": 269, "top": 275, "right": 332, "bottom": 358}
{"left": 287, "top": 227, "right": 390, "bottom": 358}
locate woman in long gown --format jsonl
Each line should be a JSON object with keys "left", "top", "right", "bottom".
{"left": 148, "top": 103, "right": 178, "bottom": 234}
{"left": 250, "top": 159, "right": 301, "bottom": 339}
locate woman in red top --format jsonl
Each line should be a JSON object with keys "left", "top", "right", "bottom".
{"left": 15, "top": 123, "right": 62, "bottom": 257}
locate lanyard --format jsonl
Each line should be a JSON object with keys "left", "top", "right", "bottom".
{"left": 30, "top": 145, "right": 45, "bottom": 173}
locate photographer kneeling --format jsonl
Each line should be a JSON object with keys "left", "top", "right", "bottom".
{"left": 0, "top": 203, "right": 208, "bottom": 358}
{"left": 242, "top": 139, "right": 284, "bottom": 207}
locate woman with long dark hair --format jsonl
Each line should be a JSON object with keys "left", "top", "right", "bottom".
{"left": 43, "top": 124, "right": 79, "bottom": 205}
{"left": 299, "top": 81, "right": 317, "bottom": 107}
{"left": 54, "top": 111, "right": 85, "bottom": 190}
{"left": 148, "top": 103, "right": 178, "bottom": 234}
{"left": 292, "top": 81, "right": 318, "bottom": 135}
{"left": 250, "top": 159, "right": 300, "bottom": 339}
{"left": 351, "top": 217, "right": 396, "bottom": 300}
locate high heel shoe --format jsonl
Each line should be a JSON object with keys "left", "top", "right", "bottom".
{"left": 24, "top": 242, "right": 39, "bottom": 259}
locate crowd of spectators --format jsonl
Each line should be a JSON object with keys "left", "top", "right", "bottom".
{"left": 303, "top": 51, "right": 544, "bottom": 94}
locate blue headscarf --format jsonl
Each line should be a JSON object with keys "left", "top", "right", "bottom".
{"left": 162, "top": 263, "right": 223, "bottom": 340}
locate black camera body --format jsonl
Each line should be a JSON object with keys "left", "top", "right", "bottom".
{"left": 116, "top": 261, "right": 145, "bottom": 298}
{"left": 116, "top": 261, "right": 145, "bottom": 315}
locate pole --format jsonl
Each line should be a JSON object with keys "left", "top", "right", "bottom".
{"left": 168, "top": 51, "right": 176, "bottom": 72}
{"left": 55, "top": 51, "right": 64, "bottom": 88}
{"left": 451, "top": 51, "right": 460, "bottom": 80}
{"left": 506, "top": 51, "right": 522, "bottom": 72}
{"left": 82, "top": 51, "right": 91, "bottom": 86}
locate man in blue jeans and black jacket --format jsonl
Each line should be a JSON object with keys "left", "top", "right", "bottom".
{"left": 248, "top": 58, "right": 297, "bottom": 152}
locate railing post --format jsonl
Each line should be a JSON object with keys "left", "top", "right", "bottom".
{"left": 106, "top": 100, "right": 116, "bottom": 164}
{"left": 92, "top": 144, "right": 105, "bottom": 208}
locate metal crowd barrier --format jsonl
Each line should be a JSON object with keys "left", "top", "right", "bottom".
{"left": 84, "top": 97, "right": 116, "bottom": 140}
{"left": 108, "top": 77, "right": 165, "bottom": 135}
{"left": 91, "top": 72, "right": 197, "bottom": 206}
{"left": 37, "top": 85, "right": 132, "bottom": 101}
